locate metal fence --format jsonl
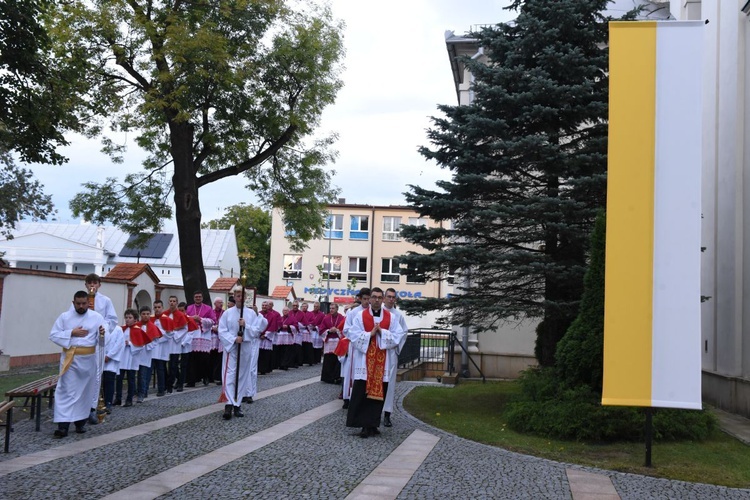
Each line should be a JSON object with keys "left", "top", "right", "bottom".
{"left": 398, "top": 328, "right": 452, "bottom": 368}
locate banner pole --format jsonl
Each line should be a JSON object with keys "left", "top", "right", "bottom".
{"left": 645, "top": 407, "right": 653, "bottom": 467}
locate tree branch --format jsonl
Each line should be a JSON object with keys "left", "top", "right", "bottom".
{"left": 196, "top": 125, "right": 298, "bottom": 188}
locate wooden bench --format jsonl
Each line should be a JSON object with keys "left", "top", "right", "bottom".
{"left": 0, "top": 400, "right": 14, "bottom": 452}
{"left": 5, "top": 375, "right": 58, "bottom": 432}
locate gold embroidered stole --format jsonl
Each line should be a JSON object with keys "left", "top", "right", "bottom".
{"left": 363, "top": 309, "right": 390, "bottom": 401}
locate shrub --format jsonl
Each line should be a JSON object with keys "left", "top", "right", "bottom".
{"left": 506, "top": 368, "right": 717, "bottom": 441}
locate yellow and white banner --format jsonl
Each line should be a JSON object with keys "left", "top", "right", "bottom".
{"left": 603, "top": 21, "right": 703, "bottom": 410}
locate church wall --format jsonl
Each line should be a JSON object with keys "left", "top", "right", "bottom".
{"left": 0, "top": 269, "right": 148, "bottom": 368}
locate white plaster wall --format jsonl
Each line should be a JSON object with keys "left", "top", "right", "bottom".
{"left": 0, "top": 273, "right": 156, "bottom": 358}
{"left": 477, "top": 319, "right": 537, "bottom": 356}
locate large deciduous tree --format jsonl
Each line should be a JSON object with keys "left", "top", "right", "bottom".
{"left": 0, "top": 0, "right": 90, "bottom": 236}
{"left": 400, "top": 0, "right": 609, "bottom": 366}
{"left": 53, "top": 0, "right": 343, "bottom": 299}
{"left": 0, "top": 0, "right": 84, "bottom": 165}
{"left": 203, "top": 203, "right": 271, "bottom": 294}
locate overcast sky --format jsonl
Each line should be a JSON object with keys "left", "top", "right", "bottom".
{"left": 30, "top": 1, "right": 516, "bottom": 227}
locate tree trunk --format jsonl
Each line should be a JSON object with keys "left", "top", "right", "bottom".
{"left": 170, "top": 122, "right": 209, "bottom": 303}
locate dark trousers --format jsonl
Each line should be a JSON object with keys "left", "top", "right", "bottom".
{"left": 188, "top": 351, "right": 210, "bottom": 384}
{"left": 152, "top": 358, "right": 168, "bottom": 393}
{"left": 258, "top": 349, "right": 273, "bottom": 375}
{"left": 282, "top": 345, "right": 296, "bottom": 369}
{"left": 346, "top": 380, "right": 388, "bottom": 428}
{"left": 138, "top": 364, "right": 152, "bottom": 397}
{"left": 103, "top": 371, "right": 116, "bottom": 406}
{"left": 210, "top": 349, "right": 222, "bottom": 383}
{"left": 116, "top": 369, "right": 137, "bottom": 403}
{"left": 320, "top": 353, "right": 341, "bottom": 384}
{"left": 302, "top": 342, "right": 315, "bottom": 365}
{"left": 293, "top": 344, "right": 302, "bottom": 367}
{"left": 272, "top": 345, "right": 282, "bottom": 369}
{"left": 167, "top": 353, "right": 189, "bottom": 390}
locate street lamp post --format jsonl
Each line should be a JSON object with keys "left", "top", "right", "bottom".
{"left": 326, "top": 213, "right": 332, "bottom": 305}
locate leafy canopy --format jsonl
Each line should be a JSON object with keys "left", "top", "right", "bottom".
{"left": 203, "top": 203, "right": 271, "bottom": 294}
{"left": 52, "top": 0, "right": 343, "bottom": 247}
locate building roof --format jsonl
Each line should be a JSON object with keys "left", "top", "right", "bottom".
{"left": 105, "top": 263, "right": 160, "bottom": 283}
{"left": 1, "top": 222, "right": 235, "bottom": 269}
{"left": 270, "top": 285, "right": 296, "bottom": 301}
{"left": 210, "top": 277, "right": 240, "bottom": 292}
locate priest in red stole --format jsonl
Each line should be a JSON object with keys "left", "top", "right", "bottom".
{"left": 345, "top": 287, "right": 406, "bottom": 438}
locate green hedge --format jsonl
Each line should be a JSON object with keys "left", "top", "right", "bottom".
{"left": 505, "top": 367, "right": 717, "bottom": 441}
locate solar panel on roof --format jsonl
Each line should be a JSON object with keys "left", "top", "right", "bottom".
{"left": 119, "top": 233, "right": 174, "bottom": 259}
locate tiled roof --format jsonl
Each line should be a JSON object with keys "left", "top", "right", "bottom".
{"left": 270, "top": 285, "right": 296, "bottom": 300}
{"left": 210, "top": 277, "right": 240, "bottom": 292}
{"left": 105, "top": 263, "right": 160, "bottom": 283}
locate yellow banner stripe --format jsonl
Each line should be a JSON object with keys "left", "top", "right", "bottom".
{"left": 602, "top": 22, "right": 657, "bottom": 406}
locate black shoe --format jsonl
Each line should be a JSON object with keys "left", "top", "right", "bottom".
{"left": 166, "top": 388, "right": 173, "bottom": 394}
{"left": 105, "top": 405, "right": 112, "bottom": 414}
{"left": 75, "top": 425, "right": 86, "bottom": 434}
{"left": 370, "top": 427, "right": 380, "bottom": 436}
{"left": 156, "top": 392, "right": 166, "bottom": 397}
{"left": 222, "top": 405, "right": 233, "bottom": 420}
{"left": 53, "top": 429, "right": 68, "bottom": 438}
{"left": 176, "top": 386, "right": 183, "bottom": 392}
{"left": 342, "top": 400, "right": 349, "bottom": 409}
{"left": 359, "top": 428, "right": 368, "bottom": 438}
{"left": 88, "top": 411, "right": 99, "bottom": 425}
{"left": 123, "top": 401, "right": 133, "bottom": 407}
{"left": 384, "top": 413, "right": 392, "bottom": 427}
{"left": 113, "top": 399, "right": 122, "bottom": 406}
{"left": 186, "top": 383, "right": 196, "bottom": 388}
{"left": 202, "top": 378, "right": 209, "bottom": 386}
{"left": 233, "top": 406, "right": 244, "bottom": 418}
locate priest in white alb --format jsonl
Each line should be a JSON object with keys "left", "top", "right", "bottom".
{"left": 219, "top": 285, "right": 267, "bottom": 420}
{"left": 345, "top": 287, "right": 405, "bottom": 438}
{"left": 50, "top": 290, "right": 106, "bottom": 437}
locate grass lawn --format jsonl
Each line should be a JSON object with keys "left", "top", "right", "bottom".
{"left": 403, "top": 380, "right": 750, "bottom": 489}
{"left": 0, "top": 365, "right": 59, "bottom": 397}
{"left": 0, "top": 364, "right": 59, "bottom": 424}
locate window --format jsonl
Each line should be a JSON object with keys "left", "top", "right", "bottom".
{"left": 348, "top": 257, "right": 368, "bottom": 281}
{"left": 283, "top": 254, "right": 303, "bottom": 279}
{"left": 381, "top": 258, "right": 400, "bottom": 283}
{"left": 350, "top": 215, "right": 369, "bottom": 240}
{"left": 322, "top": 255, "right": 342, "bottom": 281}
{"left": 408, "top": 217, "right": 428, "bottom": 227}
{"left": 405, "top": 261, "right": 426, "bottom": 284}
{"left": 446, "top": 264, "right": 457, "bottom": 285}
{"left": 325, "top": 214, "right": 344, "bottom": 239}
{"left": 382, "top": 216, "right": 402, "bottom": 241}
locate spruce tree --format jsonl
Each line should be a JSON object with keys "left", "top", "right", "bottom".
{"left": 554, "top": 211, "right": 606, "bottom": 390}
{"left": 401, "top": 0, "right": 609, "bottom": 366}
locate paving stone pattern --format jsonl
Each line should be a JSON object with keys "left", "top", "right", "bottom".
{"left": 2, "top": 365, "right": 750, "bottom": 499}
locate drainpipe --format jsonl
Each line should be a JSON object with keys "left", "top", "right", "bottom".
{"left": 461, "top": 267, "right": 471, "bottom": 378}
{"left": 368, "top": 206, "right": 375, "bottom": 289}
